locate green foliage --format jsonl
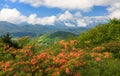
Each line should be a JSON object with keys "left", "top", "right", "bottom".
{"left": 1, "top": 32, "right": 12, "bottom": 45}
{"left": 77, "top": 19, "right": 120, "bottom": 48}
{"left": 38, "top": 31, "right": 77, "bottom": 45}
{"left": 1, "top": 32, "right": 19, "bottom": 49}
{"left": 81, "top": 59, "right": 120, "bottom": 76}
{"left": 48, "top": 31, "right": 77, "bottom": 39}
{"left": 109, "top": 18, "right": 120, "bottom": 24}
{"left": 16, "top": 36, "right": 31, "bottom": 48}
{"left": 0, "top": 19, "right": 120, "bottom": 76}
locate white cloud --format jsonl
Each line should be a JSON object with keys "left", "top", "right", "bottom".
{"left": 76, "top": 16, "right": 109, "bottom": 27}
{"left": 0, "top": 8, "right": 109, "bottom": 27}
{"left": 18, "top": 0, "right": 120, "bottom": 23}
{"left": 19, "top": 0, "right": 94, "bottom": 11}
{"left": 74, "top": 12, "right": 82, "bottom": 18}
{"left": 77, "top": 19, "right": 87, "bottom": 27}
{"left": 109, "top": 10, "right": 120, "bottom": 19}
{"left": 58, "top": 10, "right": 73, "bottom": 21}
{"left": 107, "top": 3, "right": 120, "bottom": 12}
{"left": 27, "top": 14, "right": 56, "bottom": 25}
{"left": 65, "top": 22, "right": 75, "bottom": 27}
{"left": 0, "top": 8, "right": 56, "bottom": 25}
{"left": 19, "top": 0, "right": 120, "bottom": 11}
{"left": 0, "top": 8, "right": 27, "bottom": 24}
{"left": 107, "top": 3, "right": 120, "bottom": 19}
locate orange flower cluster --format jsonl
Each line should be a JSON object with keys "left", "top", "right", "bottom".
{"left": 92, "top": 46, "right": 105, "bottom": 52}
{"left": 0, "top": 38, "right": 113, "bottom": 76}
{"left": 59, "top": 40, "right": 66, "bottom": 45}
{"left": 39, "top": 52, "right": 47, "bottom": 59}
{"left": 95, "top": 57, "right": 101, "bottom": 62}
{"left": 31, "top": 58, "right": 37, "bottom": 65}
{"left": 70, "top": 40, "right": 77, "bottom": 45}
{"left": 74, "top": 73, "right": 81, "bottom": 76}
{"left": 90, "top": 53, "right": 102, "bottom": 58}
{"left": 65, "top": 68, "right": 70, "bottom": 74}
{"left": 104, "top": 52, "right": 110, "bottom": 58}
{"left": 53, "top": 57, "right": 67, "bottom": 65}
{"left": 59, "top": 40, "right": 68, "bottom": 49}
{"left": 1, "top": 61, "right": 11, "bottom": 72}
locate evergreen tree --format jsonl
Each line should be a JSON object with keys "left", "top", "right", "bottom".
{"left": 1, "top": 32, "right": 12, "bottom": 45}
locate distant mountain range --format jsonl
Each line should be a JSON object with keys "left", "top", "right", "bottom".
{"left": 0, "top": 21, "right": 88, "bottom": 37}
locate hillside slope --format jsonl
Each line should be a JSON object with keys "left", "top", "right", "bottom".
{"left": 77, "top": 18, "right": 120, "bottom": 47}
{"left": 0, "top": 19, "right": 120, "bottom": 76}
{"left": 38, "top": 31, "right": 77, "bottom": 44}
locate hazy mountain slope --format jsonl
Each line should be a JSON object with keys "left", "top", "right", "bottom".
{"left": 0, "top": 21, "right": 87, "bottom": 37}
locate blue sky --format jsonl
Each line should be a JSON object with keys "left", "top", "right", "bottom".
{"left": 0, "top": 0, "right": 120, "bottom": 27}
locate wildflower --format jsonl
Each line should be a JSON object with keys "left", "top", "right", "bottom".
{"left": 63, "top": 43, "right": 68, "bottom": 49}
{"left": 39, "top": 53, "right": 46, "bottom": 59}
{"left": 13, "top": 50, "right": 17, "bottom": 54}
{"left": 5, "top": 61, "right": 10, "bottom": 68}
{"left": 36, "top": 66, "right": 39, "bottom": 69}
{"left": 91, "top": 53, "right": 95, "bottom": 57}
{"left": 72, "top": 48, "right": 76, "bottom": 51}
{"left": 65, "top": 68, "right": 70, "bottom": 74}
{"left": 32, "top": 69, "right": 35, "bottom": 72}
{"left": 59, "top": 59, "right": 67, "bottom": 64}
{"left": 56, "top": 71, "right": 60, "bottom": 75}
{"left": 25, "top": 49, "right": 30, "bottom": 53}
{"left": 95, "top": 57, "right": 101, "bottom": 62}
{"left": 3, "top": 67, "right": 7, "bottom": 72}
{"left": 59, "top": 40, "right": 65, "bottom": 45}
{"left": 70, "top": 40, "right": 76, "bottom": 45}
{"left": 104, "top": 52, "right": 110, "bottom": 58}
{"left": 31, "top": 58, "right": 37, "bottom": 65}
{"left": 14, "top": 74, "right": 17, "bottom": 76}
{"left": 92, "top": 46, "right": 101, "bottom": 52}
{"left": 74, "top": 73, "right": 81, "bottom": 76}
{"left": 9, "top": 68, "right": 13, "bottom": 71}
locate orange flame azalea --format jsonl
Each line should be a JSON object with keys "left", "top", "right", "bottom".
{"left": 65, "top": 68, "right": 70, "bottom": 74}
{"left": 95, "top": 57, "right": 101, "bottom": 62}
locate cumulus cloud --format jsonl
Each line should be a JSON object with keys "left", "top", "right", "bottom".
{"left": 19, "top": 0, "right": 120, "bottom": 11}
{"left": 76, "top": 16, "right": 109, "bottom": 27}
{"left": 93, "top": 0, "right": 118, "bottom": 6}
{"left": 77, "top": 19, "right": 87, "bottom": 27}
{"left": 0, "top": 8, "right": 109, "bottom": 27}
{"left": 0, "top": 8, "right": 56, "bottom": 25}
{"left": 0, "top": 8, "right": 27, "bottom": 24}
{"left": 2, "top": 0, "right": 118, "bottom": 27}
{"left": 19, "top": 0, "right": 94, "bottom": 11}
{"left": 74, "top": 12, "right": 82, "bottom": 18}
{"left": 27, "top": 14, "right": 56, "bottom": 25}
{"left": 109, "top": 10, "right": 120, "bottom": 19}
{"left": 107, "top": 3, "right": 120, "bottom": 19}
{"left": 58, "top": 11, "right": 73, "bottom": 21}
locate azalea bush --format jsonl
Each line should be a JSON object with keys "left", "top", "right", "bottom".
{"left": 0, "top": 39, "right": 120, "bottom": 76}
